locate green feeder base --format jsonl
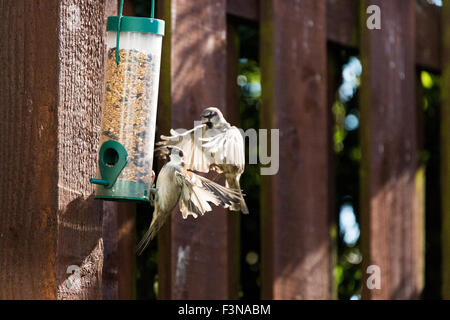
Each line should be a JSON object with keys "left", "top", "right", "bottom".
{"left": 94, "top": 180, "right": 150, "bottom": 203}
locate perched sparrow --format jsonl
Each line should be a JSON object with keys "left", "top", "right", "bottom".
{"left": 137, "top": 146, "right": 242, "bottom": 255}
{"left": 158, "top": 107, "right": 248, "bottom": 214}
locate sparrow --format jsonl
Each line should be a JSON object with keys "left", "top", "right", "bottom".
{"left": 136, "top": 146, "right": 242, "bottom": 255}
{"left": 157, "top": 107, "right": 249, "bottom": 214}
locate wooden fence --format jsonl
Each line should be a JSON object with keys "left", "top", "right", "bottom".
{"left": 0, "top": 0, "right": 449, "bottom": 300}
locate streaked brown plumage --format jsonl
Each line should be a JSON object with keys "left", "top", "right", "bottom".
{"left": 136, "top": 146, "right": 242, "bottom": 255}
{"left": 158, "top": 107, "right": 249, "bottom": 214}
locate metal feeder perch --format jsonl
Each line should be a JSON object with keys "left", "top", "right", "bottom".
{"left": 90, "top": 0, "right": 164, "bottom": 202}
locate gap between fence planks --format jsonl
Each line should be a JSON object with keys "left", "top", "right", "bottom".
{"left": 441, "top": 0, "right": 450, "bottom": 300}
{"left": 227, "top": 0, "right": 443, "bottom": 72}
{"left": 101, "top": 0, "right": 136, "bottom": 301}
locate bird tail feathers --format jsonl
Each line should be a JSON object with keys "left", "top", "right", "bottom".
{"left": 226, "top": 175, "right": 249, "bottom": 214}
{"left": 136, "top": 209, "right": 167, "bottom": 255}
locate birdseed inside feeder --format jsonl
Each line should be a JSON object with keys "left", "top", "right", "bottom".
{"left": 90, "top": 0, "right": 164, "bottom": 202}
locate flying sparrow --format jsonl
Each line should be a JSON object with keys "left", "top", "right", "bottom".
{"left": 157, "top": 107, "right": 249, "bottom": 214}
{"left": 137, "top": 145, "right": 242, "bottom": 255}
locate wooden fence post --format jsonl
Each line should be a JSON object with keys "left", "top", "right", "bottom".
{"left": 260, "top": 0, "right": 332, "bottom": 299}
{"left": 441, "top": 0, "right": 450, "bottom": 300}
{"left": 157, "top": 0, "right": 237, "bottom": 299}
{"left": 360, "top": 0, "right": 423, "bottom": 299}
{"left": 327, "top": 46, "right": 340, "bottom": 300}
{"left": 0, "top": 0, "right": 123, "bottom": 299}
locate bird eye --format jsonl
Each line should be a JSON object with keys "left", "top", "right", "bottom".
{"left": 179, "top": 150, "right": 184, "bottom": 157}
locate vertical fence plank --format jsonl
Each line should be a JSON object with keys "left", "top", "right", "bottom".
{"left": 100, "top": 0, "right": 120, "bottom": 301}
{"left": 416, "top": 0, "right": 442, "bottom": 72}
{"left": 0, "top": 0, "right": 60, "bottom": 299}
{"left": 441, "top": 0, "right": 450, "bottom": 300}
{"left": 414, "top": 73, "right": 426, "bottom": 299}
{"left": 0, "top": 0, "right": 119, "bottom": 299}
{"left": 57, "top": 0, "right": 122, "bottom": 300}
{"left": 360, "top": 0, "right": 422, "bottom": 299}
{"left": 260, "top": 0, "right": 332, "bottom": 299}
{"left": 158, "top": 0, "right": 235, "bottom": 299}
{"left": 326, "top": 0, "right": 359, "bottom": 48}
{"left": 102, "top": 202, "right": 120, "bottom": 299}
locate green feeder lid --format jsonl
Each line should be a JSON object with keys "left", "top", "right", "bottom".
{"left": 107, "top": 16, "right": 165, "bottom": 36}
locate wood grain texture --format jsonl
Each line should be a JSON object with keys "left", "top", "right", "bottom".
{"left": 227, "top": 0, "right": 442, "bottom": 72}
{"left": 360, "top": 0, "right": 422, "bottom": 300}
{"left": 441, "top": 0, "right": 450, "bottom": 300}
{"left": 226, "top": 22, "right": 241, "bottom": 299}
{"left": 56, "top": 0, "right": 112, "bottom": 300}
{"left": 0, "top": 0, "right": 59, "bottom": 299}
{"left": 0, "top": 0, "right": 119, "bottom": 299}
{"left": 327, "top": 46, "right": 340, "bottom": 300}
{"left": 326, "top": 0, "right": 359, "bottom": 48}
{"left": 260, "top": 0, "right": 332, "bottom": 299}
{"left": 226, "top": 0, "right": 259, "bottom": 21}
{"left": 158, "top": 0, "right": 237, "bottom": 299}
{"left": 416, "top": 0, "right": 442, "bottom": 72}
{"left": 102, "top": 202, "right": 136, "bottom": 300}
{"left": 327, "top": 1, "right": 443, "bottom": 72}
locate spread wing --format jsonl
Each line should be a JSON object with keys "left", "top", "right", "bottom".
{"left": 158, "top": 124, "right": 213, "bottom": 173}
{"left": 175, "top": 170, "right": 242, "bottom": 219}
{"left": 200, "top": 126, "right": 245, "bottom": 172}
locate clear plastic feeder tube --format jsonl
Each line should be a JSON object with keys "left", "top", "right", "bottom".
{"left": 92, "top": 14, "right": 164, "bottom": 202}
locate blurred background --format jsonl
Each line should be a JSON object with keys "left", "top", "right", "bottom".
{"left": 0, "top": 0, "right": 449, "bottom": 300}
{"left": 132, "top": 0, "right": 447, "bottom": 300}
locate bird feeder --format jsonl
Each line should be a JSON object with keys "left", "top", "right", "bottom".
{"left": 90, "top": 0, "right": 164, "bottom": 202}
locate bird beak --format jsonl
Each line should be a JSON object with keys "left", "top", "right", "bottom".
{"left": 201, "top": 117, "right": 209, "bottom": 124}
